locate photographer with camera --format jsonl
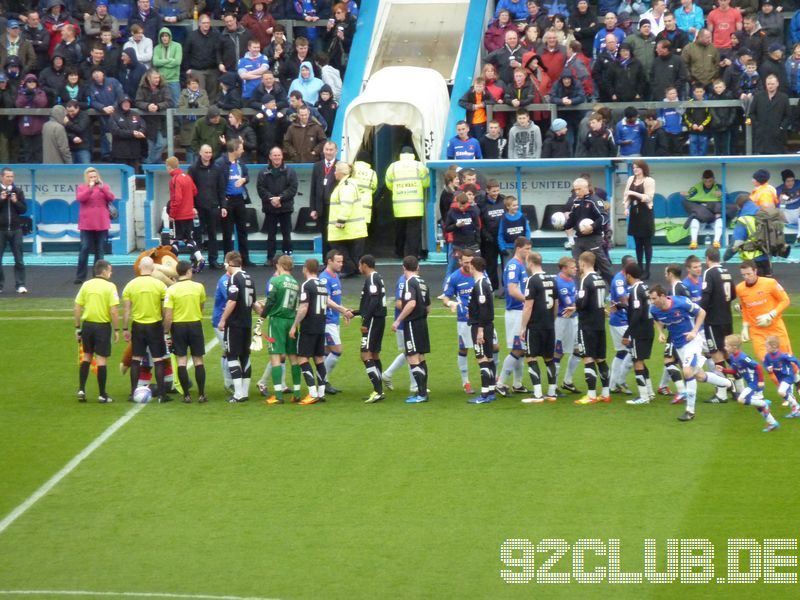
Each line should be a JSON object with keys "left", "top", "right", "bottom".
{"left": 74, "top": 167, "right": 115, "bottom": 285}
{"left": 0, "top": 168, "right": 28, "bottom": 294}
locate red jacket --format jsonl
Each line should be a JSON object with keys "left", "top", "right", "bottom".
{"left": 168, "top": 168, "right": 198, "bottom": 221}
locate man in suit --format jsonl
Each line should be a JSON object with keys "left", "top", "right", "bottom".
{"left": 310, "top": 140, "right": 338, "bottom": 259}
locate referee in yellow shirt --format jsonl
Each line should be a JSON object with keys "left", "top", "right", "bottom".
{"left": 164, "top": 261, "right": 208, "bottom": 403}
{"left": 74, "top": 260, "right": 120, "bottom": 403}
{"left": 122, "top": 256, "right": 168, "bottom": 403}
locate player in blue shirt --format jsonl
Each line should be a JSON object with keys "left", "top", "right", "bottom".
{"left": 381, "top": 273, "right": 420, "bottom": 395}
{"left": 724, "top": 334, "right": 780, "bottom": 432}
{"left": 212, "top": 271, "right": 233, "bottom": 393}
{"left": 682, "top": 255, "right": 704, "bottom": 303}
{"left": 609, "top": 256, "right": 635, "bottom": 395}
{"left": 497, "top": 237, "right": 531, "bottom": 395}
{"left": 319, "top": 250, "right": 354, "bottom": 394}
{"left": 763, "top": 335, "right": 800, "bottom": 417}
{"left": 441, "top": 250, "right": 479, "bottom": 394}
{"left": 649, "top": 285, "right": 732, "bottom": 422}
{"left": 657, "top": 264, "right": 691, "bottom": 402}
{"left": 553, "top": 256, "right": 582, "bottom": 394}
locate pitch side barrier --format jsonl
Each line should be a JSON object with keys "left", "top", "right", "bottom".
{"left": 424, "top": 155, "right": 800, "bottom": 255}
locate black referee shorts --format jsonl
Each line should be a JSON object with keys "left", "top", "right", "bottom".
{"left": 403, "top": 319, "right": 430, "bottom": 356}
{"left": 297, "top": 331, "right": 325, "bottom": 358}
{"left": 82, "top": 321, "right": 112, "bottom": 357}
{"left": 630, "top": 335, "right": 654, "bottom": 361}
{"left": 471, "top": 323, "right": 494, "bottom": 359}
{"left": 525, "top": 328, "right": 555, "bottom": 358}
{"left": 132, "top": 321, "right": 167, "bottom": 358}
{"left": 224, "top": 325, "right": 251, "bottom": 359}
{"left": 577, "top": 326, "right": 606, "bottom": 359}
{"left": 172, "top": 321, "right": 205, "bottom": 357}
{"left": 705, "top": 324, "right": 732, "bottom": 354}
{"left": 360, "top": 317, "right": 385, "bottom": 354}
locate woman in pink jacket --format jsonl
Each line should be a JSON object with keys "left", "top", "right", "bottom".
{"left": 75, "top": 167, "right": 115, "bottom": 284}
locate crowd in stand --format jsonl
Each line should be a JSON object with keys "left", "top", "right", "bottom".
{"left": 457, "top": 0, "right": 800, "bottom": 158}
{"left": 0, "top": 0, "right": 358, "bottom": 165}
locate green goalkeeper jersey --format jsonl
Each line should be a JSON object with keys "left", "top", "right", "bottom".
{"left": 265, "top": 273, "right": 299, "bottom": 319}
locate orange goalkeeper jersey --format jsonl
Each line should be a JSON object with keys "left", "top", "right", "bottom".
{"left": 736, "top": 276, "right": 790, "bottom": 327}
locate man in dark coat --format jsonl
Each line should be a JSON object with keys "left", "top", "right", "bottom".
{"left": 188, "top": 143, "right": 224, "bottom": 268}
{"left": 309, "top": 139, "right": 338, "bottom": 258}
{"left": 650, "top": 39, "right": 689, "bottom": 100}
{"left": 109, "top": 96, "right": 147, "bottom": 169}
{"left": 256, "top": 146, "right": 298, "bottom": 264}
{"left": 750, "top": 73, "right": 791, "bottom": 154}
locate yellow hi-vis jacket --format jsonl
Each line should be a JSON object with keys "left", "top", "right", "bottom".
{"left": 385, "top": 152, "right": 429, "bottom": 218}
{"left": 328, "top": 176, "right": 367, "bottom": 241}
{"left": 351, "top": 160, "right": 378, "bottom": 224}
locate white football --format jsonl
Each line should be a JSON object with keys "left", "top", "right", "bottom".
{"left": 550, "top": 211, "right": 566, "bottom": 230}
{"left": 579, "top": 218, "right": 594, "bottom": 233}
{"left": 132, "top": 385, "right": 153, "bottom": 404}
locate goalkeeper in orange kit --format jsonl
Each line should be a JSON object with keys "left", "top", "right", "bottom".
{"left": 735, "top": 260, "right": 791, "bottom": 361}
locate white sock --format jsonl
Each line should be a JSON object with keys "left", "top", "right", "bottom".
{"left": 714, "top": 218, "right": 723, "bottom": 244}
{"left": 764, "top": 411, "right": 778, "bottom": 426}
{"left": 514, "top": 358, "right": 524, "bottom": 387}
{"left": 242, "top": 377, "right": 250, "bottom": 397}
{"left": 222, "top": 357, "right": 232, "bottom": 388}
{"left": 686, "top": 377, "right": 697, "bottom": 413}
{"left": 565, "top": 355, "right": 581, "bottom": 384}
{"left": 748, "top": 394, "right": 766, "bottom": 408}
{"left": 499, "top": 354, "right": 518, "bottom": 386}
{"left": 638, "top": 382, "right": 649, "bottom": 401}
{"left": 324, "top": 352, "right": 341, "bottom": 379}
{"left": 659, "top": 368, "right": 671, "bottom": 389}
{"left": 621, "top": 353, "right": 633, "bottom": 385}
{"left": 385, "top": 353, "right": 405, "bottom": 378}
{"left": 704, "top": 370, "right": 732, "bottom": 389}
{"left": 610, "top": 356, "right": 622, "bottom": 389}
{"left": 233, "top": 377, "right": 244, "bottom": 399}
{"left": 494, "top": 353, "right": 499, "bottom": 375}
{"left": 646, "top": 377, "right": 654, "bottom": 397}
{"left": 258, "top": 363, "right": 270, "bottom": 386}
{"left": 690, "top": 219, "right": 700, "bottom": 243}
{"left": 457, "top": 354, "right": 469, "bottom": 385}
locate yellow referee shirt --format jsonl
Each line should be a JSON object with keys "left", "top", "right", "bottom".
{"left": 122, "top": 275, "right": 167, "bottom": 324}
{"left": 164, "top": 279, "right": 206, "bottom": 323}
{"left": 75, "top": 277, "right": 119, "bottom": 323}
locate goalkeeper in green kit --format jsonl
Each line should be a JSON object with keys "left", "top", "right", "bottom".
{"left": 254, "top": 255, "right": 303, "bottom": 404}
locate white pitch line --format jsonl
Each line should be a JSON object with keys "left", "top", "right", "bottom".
{"left": 0, "top": 591, "right": 278, "bottom": 600}
{"left": 0, "top": 338, "right": 219, "bottom": 537}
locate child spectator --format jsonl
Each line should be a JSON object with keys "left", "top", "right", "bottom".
{"left": 642, "top": 110, "right": 670, "bottom": 156}
{"left": 739, "top": 57, "right": 761, "bottom": 116}
{"left": 542, "top": 118, "right": 571, "bottom": 158}
{"left": 582, "top": 112, "right": 617, "bottom": 157}
{"left": 480, "top": 120, "right": 508, "bottom": 159}
{"left": 709, "top": 79, "right": 737, "bottom": 155}
{"left": 458, "top": 76, "right": 493, "bottom": 140}
{"left": 498, "top": 195, "right": 531, "bottom": 258}
{"left": 508, "top": 109, "right": 542, "bottom": 159}
{"left": 216, "top": 72, "right": 243, "bottom": 110}
{"left": 503, "top": 66, "right": 534, "bottom": 110}
{"left": 684, "top": 84, "right": 711, "bottom": 156}
{"left": 614, "top": 106, "right": 646, "bottom": 157}
{"left": 252, "top": 94, "right": 288, "bottom": 162}
{"left": 314, "top": 84, "right": 337, "bottom": 138}
{"left": 657, "top": 86, "right": 685, "bottom": 155}
{"left": 446, "top": 120, "right": 483, "bottom": 160}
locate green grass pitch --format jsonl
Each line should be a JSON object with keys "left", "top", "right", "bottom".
{"left": 1, "top": 295, "right": 800, "bottom": 599}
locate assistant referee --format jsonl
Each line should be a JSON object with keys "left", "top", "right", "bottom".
{"left": 122, "top": 256, "right": 168, "bottom": 403}
{"left": 163, "top": 260, "right": 207, "bottom": 403}
{"left": 74, "top": 260, "right": 120, "bottom": 403}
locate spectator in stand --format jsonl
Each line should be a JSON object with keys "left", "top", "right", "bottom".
{"left": 708, "top": 79, "right": 737, "bottom": 154}
{"left": 495, "top": 0, "right": 530, "bottom": 21}
{"left": 0, "top": 20, "right": 36, "bottom": 75}
{"left": 538, "top": 30, "right": 566, "bottom": 81}
{"left": 157, "top": 0, "right": 195, "bottom": 29}
{"left": 223, "top": 108, "right": 257, "bottom": 160}
{"left": 563, "top": 40, "right": 593, "bottom": 100}
{"left": 740, "top": 14, "right": 767, "bottom": 64}
{"left": 623, "top": 160, "right": 655, "bottom": 280}
{"left": 757, "top": 0, "right": 783, "bottom": 48}
{"left": 292, "top": 0, "right": 330, "bottom": 52}
{"left": 315, "top": 52, "right": 343, "bottom": 102}
{"left": 722, "top": 46, "right": 751, "bottom": 95}
{"left": 242, "top": 1, "right": 276, "bottom": 50}
{"left": 117, "top": 48, "right": 147, "bottom": 100}
{"left": 616, "top": 0, "right": 646, "bottom": 28}
{"left": 458, "top": 77, "right": 493, "bottom": 140}
{"left": 777, "top": 169, "right": 800, "bottom": 231}
{"left": 642, "top": 110, "right": 670, "bottom": 156}
{"left": 177, "top": 77, "right": 209, "bottom": 163}
{"left": 674, "top": 0, "right": 704, "bottom": 41}
{"left": 265, "top": 22, "right": 288, "bottom": 70}
{"left": 750, "top": 73, "right": 790, "bottom": 154}
{"left": 53, "top": 23, "right": 83, "bottom": 66}
{"left": 182, "top": 14, "right": 220, "bottom": 102}
{"left": 651, "top": 39, "right": 688, "bottom": 100}
{"left": 582, "top": 111, "right": 616, "bottom": 157}
{"left": 279, "top": 36, "right": 320, "bottom": 89}
{"left": 65, "top": 99, "right": 91, "bottom": 163}
{"left": 84, "top": 0, "right": 119, "bottom": 43}
{"left": 627, "top": 19, "right": 656, "bottom": 82}
{"left": 4, "top": 57, "right": 24, "bottom": 90}
{"left": 99, "top": 28, "right": 121, "bottom": 75}
{"left": 658, "top": 86, "right": 685, "bottom": 155}
{"left": 152, "top": 27, "right": 181, "bottom": 105}
{"left": 283, "top": 104, "right": 326, "bottom": 163}
{"left": 738, "top": 57, "right": 761, "bottom": 115}
{"left": 683, "top": 29, "right": 720, "bottom": 88}
{"left": 707, "top": 0, "right": 742, "bottom": 50}
{"left": 615, "top": 106, "right": 646, "bottom": 157}
{"left": 253, "top": 93, "right": 288, "bottom": 162}
{"left": 522, "top": 52, "right": 552, "bottom": 124}
{"left": 607, "top": 42, "right": 647, "bottom": 102}
{"left": 123, "top": 23, "right": 154, "bottom": 68}
{"left": 549, "top": 14, "right": 575, "bottom": 49}
{"left": 485, "top": 8, "right": 515, "bottom": 53}
{"left": 487, "top": 29, "right": 524, "bottom": 84}
{"left": 480, "top": 120, "right": 508, "bottom": 159}
{"left": 549, "top": 72, "right": 585, "bottom": 148}
{"left": 446, "top": 120, "right": 483, "bottom": 160}
{"left": 592, "top": 12, "right": 625, "bottom": 58}
{"left": 39, "top": 53, "right": 67, "bottom": 103}
{"left": 480, "top": 63, "right": 508, "bottom": 130}
{"left": 790, "top": 7, "right": 800, "bottom": 47}
{"left": 655, "top": 12, "right": 689, "bottom": 55}
{"left": 15, "top": 74, "right": 48, "bottom": 163}
{"left": 684, "top": 83, "right": 711, "bottom": 156}
{"left": 237, "top": 38, "right": 270, "bottom": 101}
{"left": 88, "top": 66, "right": 124, "bottom": 161}
{"left": 569, "top": 0, "right": 598, "bottom": 58}
{"left": 109, "top": 96, "right": 146, "bottom": 170}
{"left": 44, "top": 0, "right": 79, "bottom": 57}
{"left": 288, "top": 60, "right": 324, "bottom": 104}
{"left": 523, "top": 0, "right": 551, "bottom": 33}
{"left": 74, "top": 166, "right": 114, "bottom": 284}
{"left": 507, "top": 108, "right": 541, "bottom": 159}
{"left": 135, "top": 68, "right": 173, "bottom": 165}
{"left": 519, "top": 24, "right": 541, "bottom": 52}
{"left": 216, "top": 71, "right": 242, "bottom": 110}
{"left": 257, "top": 146, "right": 298, "bottom": 263}
{"left": 250, "top": 70, "right": 288, "bottom": 110}
{"left": 592, "top": 33, "right": 619, "bottom": 102}
{"left": 79, "top": 44, "right": 109, "bottom": 81}
{"left": 188, "top": 143, "right": 224, "bottom": 269}
{"left": 640, "top": 0, "right": 667, "bottom": 36}
{"left": 129, "top": 0, "right": 163, "bottom": 44}
{"left": 285, "top": 90, "right": 328, "bottom": 130}
{"left": 215, "top": 0, "right": 247, "bottom": 20}
{"left": 761, "top": 43, "right": 787, "bottom": 93}
{"left": 542, "top": 118, "right": 571, "bottom": 158}
{"left": 22, "top": 11, "right": 52, "bottom": 73}
{"left": 42, "top": 104, "right": 71, "bottom": 163}
{"left": 0, "top": 168, "right": 27, "bottom": 294}
{"left": 219, "top": 13, "right": 252, "bottom": 75}
{"left": 191, "top": 106, "right": 227, "bottom": 158}
{"left": 324, "top": 2, "right": 357, "bottom": 74}
{"left": 733, "top": 0, "right": 758, "bottom": 17}
{"left": 314, "top": 84, "right": 337, "bottom": 138}
{"left": 503, "top": 65, "right": 534, "bottom": 110}
{"left": 0, "top": 74, "right": 16, "bottom": 163}
{"left": 786, "top": 43, "right": 800, "bottom": 97}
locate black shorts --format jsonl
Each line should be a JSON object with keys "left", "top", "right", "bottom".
{"left": 172, "top": 321, "right": 205, "bottom": 357}
{"left": 131, "top": 321, "right": 167, "bottom": 358}
{"left": 705, "top": 323, "right": 732, "bottom": 354}
{"left": 360, "top": 317, "right": 385, "bottom": 353}
{"left": 471, "top": 323, "right": 494, "bottom": 359}
{"left": 174, "top": 219, "right": 194, "bottom": 241}
{"left": 403, "top": 319, "right": 430, "bottom": 356}
{"left": 631, "top": 336, "right": 654, "bottom": 361}
{"left": 577, "top": 326, "right": 606, "bottom": 359}
{"left": 297, "top": 331, "right": 325, "bottom": 358}
{"left": 525, "top": 328, "right": 555, "bottom": 358}
{"left": 82, "top": 321, "right": 112, "bottom": 357}
{"left": 224, "top": 325, "right": 251, "bottom": 359}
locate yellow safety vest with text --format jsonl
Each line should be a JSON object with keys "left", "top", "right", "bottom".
{"left": 328, "top": 177, "right": 367, "bottom": 241}
{"left": 385, "top": 153, "right": 429, "bottom": 218}
{"left": 738, "top": 214, "right": 765, "bottom": 261}
{"left": 351, "top": 161, "right": 378, "bottom": 224}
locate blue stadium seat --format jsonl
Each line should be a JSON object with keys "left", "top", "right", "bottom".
{"left": 652, "top": 193, "right": 668, "bottom": 218}
{"left": 37, "top": 199, "right": 76, "bottom": 238}
{"left": 666, "top": 192, "right": 686, "bottom": 219}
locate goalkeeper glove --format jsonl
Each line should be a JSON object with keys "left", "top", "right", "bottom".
{"left": 755, "top": 310, "right": 777, "bottom": 328}
{"left": 250, "top": 332, "right": 263, "bottom": 352}
{"left": 741, "top": 325, "right": 750, "bottom": 342}
{"left": 253, "top": 317, "right": 263, "bottom": 337}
